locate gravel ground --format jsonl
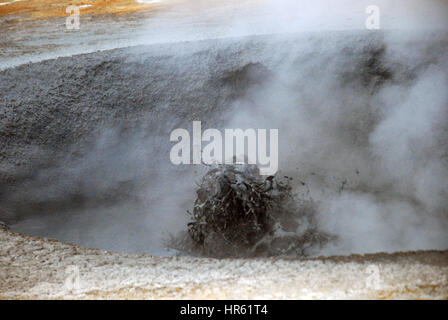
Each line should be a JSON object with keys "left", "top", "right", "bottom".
{"left": 1, "top": 228, "right": 447, "bottom": 299}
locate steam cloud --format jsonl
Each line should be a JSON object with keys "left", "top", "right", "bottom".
{"left": 145, "top": 0, "right": 448, "bottom": 255}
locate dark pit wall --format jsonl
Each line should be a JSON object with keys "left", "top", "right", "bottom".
{"left": 1, "top": 31, "right": 448, "bottom": 256}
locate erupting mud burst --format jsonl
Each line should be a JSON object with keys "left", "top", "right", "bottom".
{"left": 168, "top": 164, "right": 332, "bottom": 258}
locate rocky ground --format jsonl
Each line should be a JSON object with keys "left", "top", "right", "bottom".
{"left": 1, "top": 228, "right": 447, "bottom": 299}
